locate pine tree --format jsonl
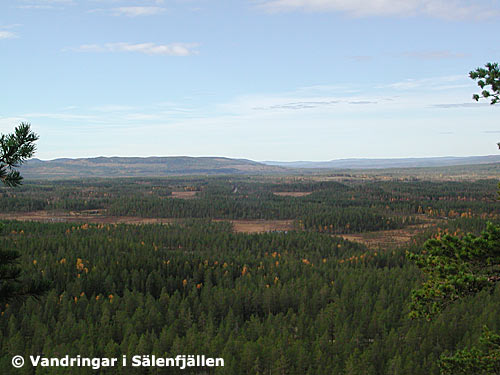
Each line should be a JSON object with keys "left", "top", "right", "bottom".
{"left": 440, "top": 327, "right": 500, "bottom": 375}
{"left": 470, "top": 63, "right": 500, "bottom": 105}
{"left": 0, "top": 123, "right": 38, "bottom": 187}
{"left": 408, "top": 223, "right": 500, "bottom": 320}
{"left": 0, "top": 123, "right": 49, "bottom": 307}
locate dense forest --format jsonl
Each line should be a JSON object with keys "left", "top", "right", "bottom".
{"left": 0, "top": 178, "right": 497, "bottom": 233}
{"left": 0, "top": 176, "right": 499, "bottom": 374}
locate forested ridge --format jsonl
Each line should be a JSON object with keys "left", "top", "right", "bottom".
{"left": 0, "top": 176, "right": 499, "bottom": 374}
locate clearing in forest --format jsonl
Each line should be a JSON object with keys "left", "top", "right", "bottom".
{"left": 340, "top": 220, "right": 442, "bottom": 249}
{"left": 170, "top": 191, "right": 198, "bottom": 199}
{"left": 273, "top": 192, "right": 312, "bottom": 197}
{"left": 0, "top": 211, "right": 439, "bottom": 240}
{"left": 0, "top": 211, "right": 295, "bottom": 233}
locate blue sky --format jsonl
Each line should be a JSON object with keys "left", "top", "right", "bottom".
{"left": 1, "top": 0, "right": 500, "bottom": 161}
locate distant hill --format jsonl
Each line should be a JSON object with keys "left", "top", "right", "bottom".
{"left": 18, "top": 155, "right": 500, "bottom": 179}
{"left": 263, "top": 155, "right": 500, "bottom": 169}
{"left": 20, "top": 156, "right": 284, "bottom": 178}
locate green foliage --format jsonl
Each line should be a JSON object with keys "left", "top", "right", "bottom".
{"left": 413, "top": 65, "right": 500, "bottom": 375}
{"left": 0, "top": 173, "right": 498, "bottom": 373}
{"left": 470, "top": 62, "right": 500, "bottom": 105}
{"left": 0, "top": 222, "right": 50, "bottom": 306}
{"left": 2, "top": 178, "right": 499, "bottom": 235}
{"left": 0, "top": 123, "right": 38, "bottom": 187}
{"left": 0, "top": 223, "right": 22, "bottom": 304}
{"left": 0, "top": 123, "right": 48, "bottom": 306}
{"left": 0, "top": 218, "right": 499, "bottom": 374}
{"left": 440, "top": 326, "right": 500, "bottom": 375}
{"left": 408, "top": 222, "right": 500, "bottom": 320}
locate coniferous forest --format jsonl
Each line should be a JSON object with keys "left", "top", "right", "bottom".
{"left": 0, "top": 175, "right": 499, "bottom": 374}
{"left": 3, "top": 0, "right": 500, "bottom": 372}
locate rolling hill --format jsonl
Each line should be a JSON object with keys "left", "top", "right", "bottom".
{"left": 18, "top": 155, "right": 500, "bottom": 178}
{"left": 20, "top": 156, "right": 284, "bottom": 178}
{"left": 263, "top": 155, "right": 500, "bottom": 169}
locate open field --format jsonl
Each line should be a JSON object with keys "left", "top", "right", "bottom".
{"left": 170, "top": 191, "right": 198, "bottom": 199}
{"left": 0, "top": 209, "right": 440, "bottom": 241}
{"left": 340, "top": 222, "right": 440, "bottom": 249}
{"left": 0, "top": 211, "right": 176, "bottom": 225}
{"left": 273, "top": 191, "right": 312, "bottom": 197}
{"left": 1, "top": 175, "right": 497, "bottom": 239}
{"left": 0, "top": 208, "right": 442, "bottom": 243}
{"left": 225, "top": 219, "right": 294, "bottom": 233}
{"left": 0, "top": 211, "right": 294, "bottom": 234}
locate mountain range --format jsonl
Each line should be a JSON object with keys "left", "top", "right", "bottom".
{"left": 18, "top": 155, "right": 500, "bottom": 178}
{"left": 263, "top": 155, "right": 500, "bottom": 169}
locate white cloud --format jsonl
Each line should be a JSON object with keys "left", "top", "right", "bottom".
{"left": 72, "top": 42, "right": 198, "bottom": 56}
{"left": 252, "top": 99, "right": 378, "bottom": 111}
{"left": 18, "top": 5, "right": 55, "bottom": 9}
{"left": 0, "top": 117, "right": 29, "bottom": 133}
{"left": 21, "top": 112, "right": 98, "bottom": 121}
{"left": 0, "top": 31, "right": 17, "bottom": 39}
{"left": 0, "top": 24, "right": 22, "bottom": 29}
{"left": 253, "top": 100, "right": 340, "bottom": 110}
{"left": 378, "top": 75, "right": 466, "bottom": 90}
{"left": 112, "top": 6, "right": 166, "bottom": 17}
{"left": 17, "top": 0, "right": 73, "bottom": 6}
{"left": 214, "top": 73, "right": 485, "bottom": 118}
{"left": 258, "top": 0, "right": 500, "bottom": 19}
{"left": 12, "top": 102, "right": 198, "bottom": 129}
{"left": 17, "top": 0, "right": 74, "bottom": 10}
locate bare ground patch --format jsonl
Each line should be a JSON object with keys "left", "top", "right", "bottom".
{"left": 0, "top": 211, "right": 441, "bottom": 239}
{"left": 224, "top": 219, "right": 295, "bottom": 233}
{"left": 170, "top": 191, "right": 198, "bottom": 199}
{"left": 0, "top": 211, "right": 294, "bottom": 233}
{"left": 0, "top": 211, "right": 176, "bottom": 225}
{"left": 340, "top": 221, "right": 442, "bottom": 249}
{"left": 273, "top": 192, "right": 312, "bottom": 197}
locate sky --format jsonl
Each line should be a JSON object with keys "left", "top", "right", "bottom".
{"left": 1, "top": 0, "right": 500, "bottom": 161}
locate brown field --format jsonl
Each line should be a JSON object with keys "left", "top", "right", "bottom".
{"left": 340, "top": 221, "right": 441, "bottom": 249}
{"left": 0, "top": 211, "right": 439, "bottom": 241}
{"left": 0, "top": 211, "right": 294, "bottom": 234}
{"left": 225, "top": 219, "right": 294, "bottom": 233}
{"left": 273, "top": 192, "right": 312, "bottom": 197}
{"left": 0, "top": 211, "right": 176, "bottom": 225}
{"left": 170, "top": 191, "right": 198, "bottom": 199}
